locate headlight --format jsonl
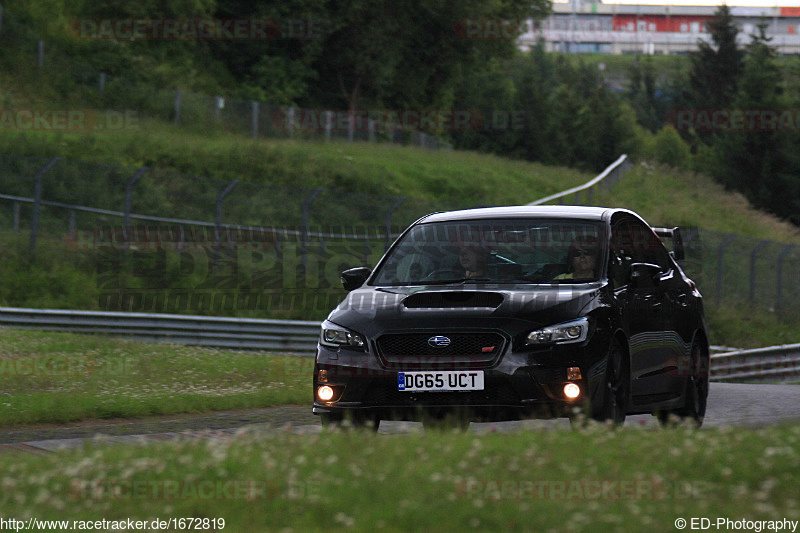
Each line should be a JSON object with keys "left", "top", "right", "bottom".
{"left": 526, "top": 318, "right": 589, "bottom": 345}
{"left": 320, "top": 320, "right": 366, "bottom": 350}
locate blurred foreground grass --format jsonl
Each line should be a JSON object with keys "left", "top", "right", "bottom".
{"left": 0, "top": 423, "right": 798, "bottom": 532}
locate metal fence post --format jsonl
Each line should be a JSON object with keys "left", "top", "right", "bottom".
{"left": 177, "top": 225, "right": 185, "bottom": 252}
{"left": 385, "top": 195, "right": 406, "bottom": 251}
{"left": 13, "top": 201, "right": 19, "bottom": 234}
{"left": 213, "top": 96, "right": 223, "bottom": 121}
{"left": 301, "top": 188, "right": 323, "bottom": 270}
{"left": 364, "top": 240, "right": 371, "bottom": 266}
{"left": 123, "top": 167, "right": 148, "bottom": 250}
{"left": 214, "top": 180, "right": 239, "bottom": 262}
{"left": 251, "top": 101, "right": 259, "bottom": 138}
{"left": 368, "top": 118, "right": 375, "bottom": 142}
{"left": 749, "top": 240, "right": 768, "bottom": 303}
{"left": 776, "top": 244, "right": 796, "bottom": 313}
{"left": 288, "top": 107, "right": 295, "bottom": 138}
{"left": 716, "top": 233, "right": 737, "bottom": 306}
{"left": 29, "top": 157, "right": 60, "bottom": 254}
{"left": 99, "top": 72, "right": 106, "bottom": 94}
{"left": 69, "top": 210, "right": 76, "bottom": 240}
{"left": 174, "top": 90, "right": 181, "bottom": 124}
{"left": 38, "top": 40, "right": 44, "bottom": 67}
{"left": 324, "top": 111, "right": 333, "bottom": 141}
{"left": 348, "top": 111, "right": 355, "bottom": 143}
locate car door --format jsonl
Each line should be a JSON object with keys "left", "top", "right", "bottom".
{"left": 642, "top": 232, "right": 693, "bottom": 398}
{"left": 610, "top": 216, "right": 673, "bottom": 403}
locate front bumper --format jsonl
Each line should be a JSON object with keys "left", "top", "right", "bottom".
{"left": 312, "top": 329, "right": 611, "bottom": 422}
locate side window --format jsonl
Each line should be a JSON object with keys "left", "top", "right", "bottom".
{"left": 610, "top": 217, "right": 670, "bottom": 288}
{"left": 610, "top": 221, "right": 633, "bottom": 289}
{"left": 630, "top": 221, "right": 670, "bottom": 270}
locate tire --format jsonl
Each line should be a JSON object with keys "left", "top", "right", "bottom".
{"left": 592, "top": 338, "right": 629, "bottom": 425}
{"left": 677, "top": 342, "right": 708, "bottom": 427}
{"left": 658, "top": 341, "right": 708, "bottom": 428}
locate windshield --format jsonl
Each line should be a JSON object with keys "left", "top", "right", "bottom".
{"left": 372, "top": 219, "right": 606, "bottom": 285}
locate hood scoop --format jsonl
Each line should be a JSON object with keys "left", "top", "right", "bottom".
{"left": 403, "top": 291, "right": 504, "bottom": 310}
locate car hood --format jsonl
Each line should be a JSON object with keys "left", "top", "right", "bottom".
{"left": 327, "top": 283, "right": 607, "bottom": 336}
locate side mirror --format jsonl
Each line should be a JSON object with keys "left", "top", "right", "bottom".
{"left": 629, "top": 262, "right": 662, "bottom": 288}
{"left": 341, "top": 267, "right": 372, "bottom": 291}
{"left": 652, "top": 226, "right": 685, "bottom": 261}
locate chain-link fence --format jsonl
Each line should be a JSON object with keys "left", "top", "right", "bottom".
{"left": 3, "top": 153, "right": 800, "bottom": 319}
{"left": 0, "top": 5, "right": 450, "bottom": 150}
{"left": 0, "top": 153, "right": 473, "bottom": 255}
{"left": 689, "top": 230, "right": 800, "bottom": 318}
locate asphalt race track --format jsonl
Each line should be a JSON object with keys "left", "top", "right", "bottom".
{"left": 465, "top": 382, "right": 800, "bottom": 432}
{"left": 1, "top": 383, "right": 798, "bottom": 452}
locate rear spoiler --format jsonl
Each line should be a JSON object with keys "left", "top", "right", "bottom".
{"left": 652, "top": 226, "right": 685, "bottom": 261}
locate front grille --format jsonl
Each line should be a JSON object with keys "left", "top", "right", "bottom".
{"left": 377, "top": 332, "right": 505, "bottom": 357}
{"left": 363, "top": 380, "right": 520, "bottom": 407}
{"left": 376, "top": 331, "right": 506, "bottom": 370}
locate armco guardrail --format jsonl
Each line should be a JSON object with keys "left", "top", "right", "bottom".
{"left": 0, "top": 307, "right": 320, "bottom": 354}
{"left": 2, "top": 306, "right": 797, "bottom": 381}
{"left": 710, "top": 344, "right": 800, "bottom": 383}
{"left": 527, "top": 154, "right": 629, "bottom": 206}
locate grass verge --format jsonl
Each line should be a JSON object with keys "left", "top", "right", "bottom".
{"left": 592, "top": 161, "right": 800, "bottom": 243}
{"left": 0, "top": 329, "right": 312, "bottom": 426}
{"left": 0, "top": 121, "right": 593, "bottom": 207}
{"left": 0, "top": 423, "right": 798, "bottom": 532}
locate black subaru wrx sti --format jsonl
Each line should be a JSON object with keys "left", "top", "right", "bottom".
{"left": 312, "top": 206, "right": 709, "bottom": 429}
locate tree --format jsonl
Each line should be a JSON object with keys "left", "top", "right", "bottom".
{"left": 711, "top": 23, "right": 800, "bottom": 222}
{"left": 688, "top": 5, "right": 744, "bottom": 127}
{"left": 627, "top": 55, "right": 664, "bottom": 133}
{"left": 308, "top": 0, "right": 550, "bottom": 113}
{"left": 208, "top": 0, "right": 326, "bottom": 104}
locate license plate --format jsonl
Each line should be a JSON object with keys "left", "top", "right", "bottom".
{"left": 397, "top": 371, "right": 485, "bottom": 392}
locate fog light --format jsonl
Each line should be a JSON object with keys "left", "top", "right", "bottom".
{"left": 563, "top": 382, "right": 581, "bottom": 399}
{"left": 317, "top": 385, "right": 335, "bottom": 402}
{"left": 318, "top": 369, "right": 328, "bottom": 383}
{"left": 567, "top": 367, "right": 582, "bottom": 380}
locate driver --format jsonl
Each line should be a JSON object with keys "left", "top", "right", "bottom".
{"left": 458, "top": 244, "right": 488, "bottom": 278}
{"left": 555, "top": 236, "right": 599, "bottom": 280}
